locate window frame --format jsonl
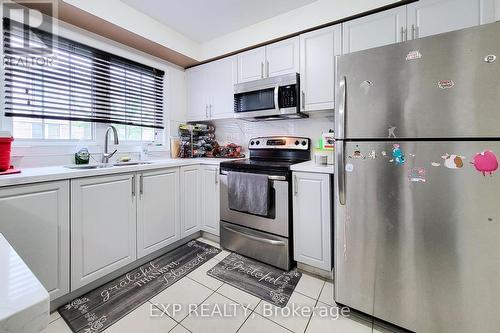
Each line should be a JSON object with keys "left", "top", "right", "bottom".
{"left": 1, "top": 18, "right": 166, "bottom": 145}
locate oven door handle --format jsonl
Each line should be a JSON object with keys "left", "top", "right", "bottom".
{"left": 220, "top": 170, "right": 286, "bottom": 181}
{"left": 222, "top": 225, "right": 286, "bottom": 246}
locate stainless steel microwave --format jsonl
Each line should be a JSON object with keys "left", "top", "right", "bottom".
{"left": 233, "top": 73, "right": 307, "bottom": 121}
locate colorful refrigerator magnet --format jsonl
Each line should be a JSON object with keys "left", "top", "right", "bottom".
{"left": 441, "top": 154, "right": 466, "bottom": 169}
{"left": 392, "top": 144, "right": 405, "bottom": 166}
{"left": 408, "top": 167, "right": 426, "bottom": 183}
{"left": 472, "top": 150, "right": 498, "bottom": 176}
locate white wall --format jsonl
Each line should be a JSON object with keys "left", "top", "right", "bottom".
{"left": 212, "top": 114, "right": 334, "bottom": 156}
{"left": 63, "top": 0, "right": 201, "bottom": 60}
{"left": 199, "top": 0, "right": 401, "bottom": 59}
{"left": 0, "top": 14, "right": 187, "bottom": 168}
{"left": 63, "top": 0, "right": 402, "bottom": 61}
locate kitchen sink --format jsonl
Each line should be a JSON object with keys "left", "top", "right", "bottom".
{"left": 64, "top": 164, "right": 112, "bottom": 170}
{"left": 112, "top": 162, "right": 153, "bottom": 167}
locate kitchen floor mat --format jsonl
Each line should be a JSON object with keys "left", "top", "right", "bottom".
{"left": 59, "top": 240, "right": 220, "bottom": 333}
{"left": 207, "top": 253, "right": 301, "bottom": 307}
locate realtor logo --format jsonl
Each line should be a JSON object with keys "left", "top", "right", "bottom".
{"left": 2, "top": 0, "right": 58, "bottom": 55}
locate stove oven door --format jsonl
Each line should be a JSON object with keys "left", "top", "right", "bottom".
{"left": 219, "top": 172, "right": 289, "bottom": 237}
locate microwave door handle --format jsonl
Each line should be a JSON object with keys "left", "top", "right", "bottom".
{"left": 274, "top": 86, "right": 279, "bottom": 111}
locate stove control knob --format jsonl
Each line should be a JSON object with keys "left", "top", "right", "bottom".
{"left": 295, "top": 140, "right": 300, "bottom": 145}
{"left": 301, "top": 140, "right": 307, "bottom": 146}
{"left": 250, "top": 141, "right": 255, "bottom": 145}
{"left": 256, "top": 140, "right": 260, "bottom": 145}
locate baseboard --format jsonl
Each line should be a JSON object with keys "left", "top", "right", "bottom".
{"left": 297, "top": 262, "right": 333, "bottom": 281}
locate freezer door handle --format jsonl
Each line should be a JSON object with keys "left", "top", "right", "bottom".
{"left": 337, "top": 140, "right": 346, "bottom": 205}
{"left": 337, "top": 76, "right": 346, "bottom": 140}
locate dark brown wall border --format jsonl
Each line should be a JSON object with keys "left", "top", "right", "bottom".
{"left": 15, "top": 0, "right": 198, "bottom": 68}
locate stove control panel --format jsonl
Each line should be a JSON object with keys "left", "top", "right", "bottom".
{"left": 249, "top": 136, "right": 310, "bottom": 150}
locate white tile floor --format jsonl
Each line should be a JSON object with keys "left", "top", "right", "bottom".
{"left": 42, "top": 238, "right": 394, "bottom": 333}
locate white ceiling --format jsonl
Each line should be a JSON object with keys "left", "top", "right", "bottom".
{"left": 120, "top": 0, "right": 318, "bottom": 42}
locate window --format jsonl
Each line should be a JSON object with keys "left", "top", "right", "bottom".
{"left": 3, "top": 18, "right": 165, "bottom": 142}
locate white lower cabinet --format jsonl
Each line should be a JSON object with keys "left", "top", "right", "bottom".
{"left": 199, "top": 165, "right": 220, "bottom": 236}
{"left": 0, "top": 181, "right": 70, "bottom": 300}
{"left": 180, "top": 165, "right": 201, "bottom": 237}
{"left": 293, "top": 172, "right": 332, "bottom": 271}
{"left": 71, "top": 174, "right": 137, "bottom": 290}
{"left": 137, "top": 168, "right": 180, "bottom": 258}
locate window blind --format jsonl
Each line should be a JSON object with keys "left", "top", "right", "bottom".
{"left": 3, "top": 18, "right": 165, "bottom": 129}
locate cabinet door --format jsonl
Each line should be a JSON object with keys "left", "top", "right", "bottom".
{"left": 299, "top": 25, "right": 341, "bottom": 113}
{"left": 0, "top": 181, "right": 69, "bottom": 300}
{"left": 209, "top": 56, "right": 237, "bottom": 120}
{"left": 137, "top": 168, "right": 180, "bottom": 258}
{"left": 186, "top": 66, "right": 209, "bottom": 121}
{"left": 293, "top": 172, "right": 332, "bottom": 270}
{"left": 266, "top": 37, "right": 300, "bottom": 78}
{"left": 199, "top": 166, "right": 220, "bottom": 236}
{"left": 180, "top": 165, "right": 200, "bottom": 237}
{"left": 237, "top": 46, "right": 266, "bottom": 83}
{"left": 407, "top": 0, "right": 496, "bottom": 40}
{"left": 71, "top": 174, "right": 137, "bottom": 290}
{"left": 343, "top": 6, "right": 407, "bottom": 54}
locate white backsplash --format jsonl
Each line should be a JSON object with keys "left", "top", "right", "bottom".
{"left": 212, "top": 113, "right": 334, "bottom": 155}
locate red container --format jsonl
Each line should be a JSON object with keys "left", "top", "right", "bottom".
{"left": 0, "top": 137, "right": 14, "bottom": 172}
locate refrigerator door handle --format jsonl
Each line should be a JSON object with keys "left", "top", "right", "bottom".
{"left": 337, "top": 76, "right": 346, "bottom": 140}
{"left": 337, "top": 140, "right": 346, "bottom": 205}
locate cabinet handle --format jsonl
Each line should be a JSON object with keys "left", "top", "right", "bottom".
{"left": 261, "top": 62, "right": 264, "bottom": 78}
{"left": 293, "top": 175, "right": 298, "bottom": 196}
{"left": 215, "top": 168, "right": 219, "bottom": 184}
{"left": 266, "top": 60, "right": 270, "bottom": 77}
{"left": 205, "top": 105, "right": 208, "bottom": 118}
{"left": 139, "top": 174, "right": 144, "bottom": 196}
{"left": 132, "top": 175, "right": 136, "bottom": 197}
{"left": 415, "top": 25, "right": 419, "bottom": 39}
{"left": 209, "top": 104, "right": 213, "bottom": 119}
{"left": 411, "top": 24, "right": 415, "bottom": 40}
{"left": 301, "top": 91, "right": 305, "bottom": 110}
{"left": 400, "top": 27, "right": 407, "bottom": 42}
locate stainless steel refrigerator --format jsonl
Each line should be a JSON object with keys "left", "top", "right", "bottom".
{"left": 334, "top": 22, "right": 500, "bottom": 332}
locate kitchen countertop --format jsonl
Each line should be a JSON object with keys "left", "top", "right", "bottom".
{"left": 0, "top": 233, "right": 49, "bottom": 333}
{"left": 0, "top": 158, "right": 245, "bottom": 188}
{"left": 290, "top": 161, "right": 334, "bottom": 174}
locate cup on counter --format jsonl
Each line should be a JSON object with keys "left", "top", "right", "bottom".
{"left": 314, "top": 153, "right": 328, "bottom": 166}
{"left": 0, "top": 133, "right": 14, "bottom": 172}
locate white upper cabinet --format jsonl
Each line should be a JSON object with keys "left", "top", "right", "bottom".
{"left": 137, "top": 168, "right": 180, "bottom": 258}
{"left": 199, "top": 165, "right": 220, "bottom": 236}
{"left": 406, "top": 0, "right": 496, "bottom": 39}
{"left": 237, "top": 37, "right": 299, "bottom": 83}
{"left": 237, "top": 47, "right": 266, "bottom": 83}
{"left": 208, "top": 56, "right": 237, "bottom": 119}
{"left": 299, "top": 25, "right": 341, "bottom": 113}
{"left": 187, "top": 56, "right": 236, "bottom": 121}
{"left": 265, "top": 37, "right": 300, "bottom": 78}
{"left": 0, "top": 181, "right": 70, "bottom": 300}
{"left": 186, "top": 65, "right": 209, "bottom": 121}
{"left": 71, "top": 174, "right": 137, "bottom": 290}
{"left": 342, "top": 6, "right": 407, "bottom": 54}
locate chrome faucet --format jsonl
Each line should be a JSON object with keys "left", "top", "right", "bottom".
{"left": 102, "top": 125, "right": 119, "bottom": 163}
